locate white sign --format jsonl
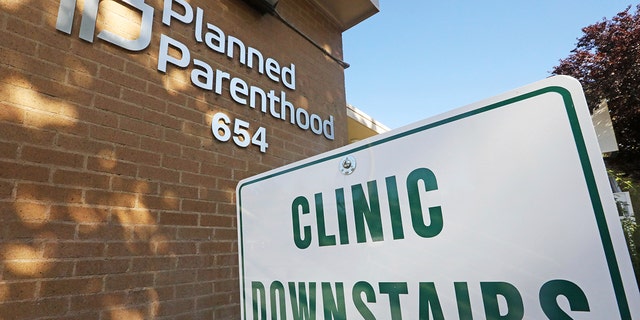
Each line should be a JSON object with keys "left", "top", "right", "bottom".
{"left": 236, "top": 76, "right": 640, "bottom": 319}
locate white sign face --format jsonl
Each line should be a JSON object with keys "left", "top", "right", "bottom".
{"left": 236, "top": 76, "right": 640, "bottom": 319}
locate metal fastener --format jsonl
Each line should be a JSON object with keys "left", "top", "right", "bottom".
{"left": 339, "top": 155, "right": 356, "bottom": 175}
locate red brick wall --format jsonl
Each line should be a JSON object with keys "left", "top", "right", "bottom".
{"left": 0, "top": 0, "right": 347, "bottom": 318}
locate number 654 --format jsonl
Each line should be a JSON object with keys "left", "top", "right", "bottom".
{"left": 211, "top": 112, "right": 268, "bottom": 153}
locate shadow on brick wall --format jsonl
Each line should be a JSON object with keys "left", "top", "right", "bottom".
{"left": 0, "top": 1, "right": 247, "bottom": 319}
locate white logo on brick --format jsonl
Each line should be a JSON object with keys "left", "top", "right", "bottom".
{"left": 56, "top": 0, "right": 154, "bottom": 51}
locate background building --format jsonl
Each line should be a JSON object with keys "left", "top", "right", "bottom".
{"left": 346, "top": 104, "right": 389, "bottom": 143}
{"left": 0, "top": 0, "right": 378, "bottom": 318}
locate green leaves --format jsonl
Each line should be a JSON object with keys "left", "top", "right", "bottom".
{"left": 552, "top": 5, "right": 640, "bottom": 180}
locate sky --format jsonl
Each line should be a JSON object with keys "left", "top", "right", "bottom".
{"left": 343, "top": 1, "right": 636, "bottom": 130}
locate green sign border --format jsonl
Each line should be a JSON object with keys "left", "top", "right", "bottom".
{"left": 237, "top": 85, "right": 631, "bottom": 318}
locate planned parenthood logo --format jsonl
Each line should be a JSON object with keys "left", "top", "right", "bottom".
{"left": 56, "top": 0, "right": 154, "bottom": 51}
{"left": 54, "top": 0, "right": 336, "bottom": 144}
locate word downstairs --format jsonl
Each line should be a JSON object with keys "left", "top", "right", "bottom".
{"left": 250, "top": 280, "right": 590, "bottom": 320}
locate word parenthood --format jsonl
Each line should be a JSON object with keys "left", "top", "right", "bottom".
{"left": 159, "top": 0, "right": 335, "bottom": 145}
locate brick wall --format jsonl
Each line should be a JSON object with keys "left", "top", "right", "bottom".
{"left": 0, "top": 0, "right": 347, "bottom": 318}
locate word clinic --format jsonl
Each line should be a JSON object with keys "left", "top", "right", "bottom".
{"left": 159, "top": 0, "right": 335, "bottom": 140}
{"left": 291, "top": 168, "right": 443, "bottom": 249}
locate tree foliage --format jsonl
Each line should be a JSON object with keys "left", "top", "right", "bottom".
{"left": 552, "top": 5, "right": 640, "bottom": 180}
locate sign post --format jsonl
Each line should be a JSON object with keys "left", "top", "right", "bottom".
{"left": 237, "top": 76, "right": 640, "bottom": 319}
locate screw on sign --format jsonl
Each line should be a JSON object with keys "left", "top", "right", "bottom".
{"left": 340, "top": 156, "right": 356, "bottom": 175}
